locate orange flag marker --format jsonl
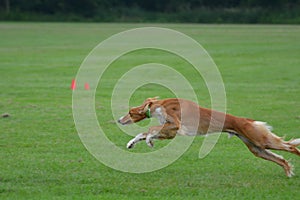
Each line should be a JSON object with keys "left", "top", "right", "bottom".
{"left": 84, "top": 83, "right": 90, "bottom": 90}
{"left": 71, "top": 79, "right": 76, "bottom": 90}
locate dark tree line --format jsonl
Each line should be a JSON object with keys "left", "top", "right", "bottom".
{"left": 1, "top": 0, "right": 300, "bottom": 23}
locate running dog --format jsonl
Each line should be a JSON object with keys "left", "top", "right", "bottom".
{"left": 118, "top": 97, "right": 300, "bottom": 177}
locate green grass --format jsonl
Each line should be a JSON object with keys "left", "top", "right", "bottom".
{"left": 1, "top": 22, "right": 300, "bottom": 199}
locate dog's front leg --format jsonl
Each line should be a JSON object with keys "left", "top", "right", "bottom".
{"left": 145, "top": 123, "right": 179, "bottom": 148}
{"left": 145, "top": 126, "right": 162, "bottom": 148}
{"left": 127, "top": 123, "right": 179, "bottom": 149}
{"left": 127, "top": 133, "right": 147, "bottom": 149}
{"left": 126, "top": 128, "right": 163, "bottom": 149}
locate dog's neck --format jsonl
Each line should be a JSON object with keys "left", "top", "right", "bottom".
{"left": 145, "top": 108, "right": 151, "bottom": 118}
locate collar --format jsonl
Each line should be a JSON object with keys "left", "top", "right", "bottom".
{"left": 145, "top": 108, "right": 151, "bottom": 118}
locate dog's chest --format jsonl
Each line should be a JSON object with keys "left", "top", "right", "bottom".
{"left": 177, "top": 125, "right": 198, "bottom": 136}
{"left": 152, "top": 107, "right": 167, "bottom": 124}
{"left": 152, "top": 107, "right": 198, "bottom": 136}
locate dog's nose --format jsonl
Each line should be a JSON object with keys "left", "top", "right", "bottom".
{"left": 118, "top": 116, "right": 124, "bottom": 124}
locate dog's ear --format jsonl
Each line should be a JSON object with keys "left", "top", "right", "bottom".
{"left": 143, "top": 103, "right": 151, "bottom": 113}
{"left": 144, "top": 96, "right": 159, "bottom": 103}
{"left": 139, "top": 97, "right": 158, "bottom": 114}
{"left": 151, "top": 96, "right": 159, "bottom": 101}
{"left": 143, "top": 97, "right": 159, "bottom": 102}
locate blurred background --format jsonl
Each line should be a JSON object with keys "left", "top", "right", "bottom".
{"left": 0, "top": 0, "right": 300, "bottom": 23}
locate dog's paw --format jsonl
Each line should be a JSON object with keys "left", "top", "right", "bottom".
{"left": 126, "top": 139, "right": 136, "bottom": 149}
{"left": 146, "top": 135, "right": 154, "bottom": 148}
{"left": 146, "top": 140, "right": 154, "bottom": 148}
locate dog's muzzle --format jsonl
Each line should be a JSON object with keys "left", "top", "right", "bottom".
{"left": 118, "top": 116, "right": 132, "bottom": 125}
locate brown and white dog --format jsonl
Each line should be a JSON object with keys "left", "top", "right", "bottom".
{"left": 118, "top": 97, "right": 300, "bottom": 177}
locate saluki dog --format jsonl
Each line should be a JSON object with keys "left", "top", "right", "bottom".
{"left": 118, "top": 97, "right": 300, "bottom": 177}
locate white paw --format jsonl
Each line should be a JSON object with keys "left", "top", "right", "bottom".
{"left": 146, "top": 135, "right": 154, "bottom": 148}
{"left": 147, "top": 140, "right": 154, "bottom": 148}
{"left": 126, "top": 139, "right": 136, "bottom": 149}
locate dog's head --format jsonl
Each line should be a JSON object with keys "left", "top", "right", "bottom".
{"left": 118, "top": 97, "right": 158, "bottom": 125}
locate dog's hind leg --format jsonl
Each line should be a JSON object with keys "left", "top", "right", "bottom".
{"left": 273, "top": 138, "right": 300, "bottom": 156}
{"left": 239, "top": 121, "right": 300, "bottom": 157}
{"left": 284, "top": 138, "right": 300, "bottom": 156}
{"left": 238, "top": 135, "right": 294, "bottom": 177}
{"left": 265, "top": 137, "right": 300, "bottom": 157}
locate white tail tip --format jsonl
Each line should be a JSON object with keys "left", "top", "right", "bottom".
{"left": 254, "top": 121, "right": 273, "bottom": 131}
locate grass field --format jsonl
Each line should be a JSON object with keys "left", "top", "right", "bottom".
{"left": 1, "top": 23, "right": 300, "bottom": 199}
